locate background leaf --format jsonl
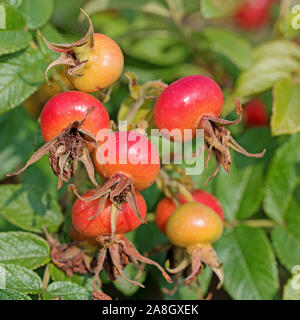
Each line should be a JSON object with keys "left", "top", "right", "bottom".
{"left": 203, "top": 28, "right": 252, "bottom": 70}
{"left": 0, "top": 184, "right": 63, "bottom": 233}
{"left": 0, "top": 47, "right": 47, "bottom": 115}
{"left": 272, "top": 221, "right": 300, "bottom": 272}
{"left": 0, "top": 232, "right": 50, "bottom": 269}
{"left": 0, "top": 288, "right": 31, "bottom": 300}
{"left": 264, "top": 133, "right": 300, "bottom": 222}
{"left": 0, "top": 31, "right": 32, "bottom": 56}
{"left": 42, "top": 281, "right": 91, "bottom": 300}
{"left": 113, "top": 263, "right": 146, "bottom": 296}
{"left": 0, "top": 107, "right": 38, "bottom": 180}
{"left": 19, "top": 0, "right": 54, "bottom": 29}
{"left": 215, "top": 226, "right": 279, "bottom": 300}
{"left": 0, "top": 263, "right": 42, "bottom": 294}
{"left": 84, "top": 0, "right": 171, "bottom": 18}
{"left": 215, "top": 128, "right": 271, "bottom": 221}
{"left": 271, "top": 77, "right": 300, "bottom": 136}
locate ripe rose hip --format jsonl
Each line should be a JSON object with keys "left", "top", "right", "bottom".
{"left": 41, "top": 91, "right": 110, "bottom": 142}
{"left": 8, "top": 91, "right": 110, "bottom": 189}
{"left": 234, "top": 0, "right": 274, "bottom": 30}
{"left": 39, "top": 10, "right": 123, "bottom": 93}
{"left": 244, "top": 99, "right": 269, "bottom": 128}
{"left": 72, "top": 189, "right": 171, "bottom": 292}
{"left": 68, "top": 224, "right": 99, "bottom": 247}
{"left": 153, "top": 75, "right": 265, "bottom": 182}
{"left": 155, "top": 189, "right": 224, "bottom": 234}
{"left": 72, "top": 189, "right": 147, "bottom": 238}
{"left": 94, "top": 131, "right": 161, "bottom": 191}
{"left": 154, "top": 75, "right": 223, "bottom": 142}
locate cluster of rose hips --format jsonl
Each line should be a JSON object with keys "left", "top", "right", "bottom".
{"left": 9, "top": 10, "right": 266, "bottom": 299}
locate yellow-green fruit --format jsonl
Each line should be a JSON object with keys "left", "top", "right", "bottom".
{"left": 68, "top": 33, "right": 124, "bottom": 92}
{"left": 166, "top": 202, "right": 223, "bottom": 248}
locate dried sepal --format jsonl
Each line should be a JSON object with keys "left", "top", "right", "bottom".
{"left": 92, "top": 234, "right": 171, "bottom": 293}
{"left": 199, "top": 98, "right": 266, "bottom": 184}
{"left": 37, "top": 8, "right": 94, "bottom": 83}
{"left": 8, "top": 108, "right": 99, "bottom": 190}
{"left": 71, "top": 173, "right": 146, "bottom": 226}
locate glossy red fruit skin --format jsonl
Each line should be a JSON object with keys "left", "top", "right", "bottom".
{"left": 72, "top": 189, "right": 147, "bottom": 238}
{"left": 244, "top": 99, "right": 269, "bottom": 128}
{"left": 40, "top": 91, "right": 110, "bottom": 142}
{"left": 155, "top": 189, "right": 224, "bottom": 234}
{"left": 94, "top": 131, "right": 161, "bottom": 191}
{"left": 68, "top": 224, "right": 99, "bottom": 247}
{"left": 234, "top": 0, "right": 273, "bottom": 30}
{"left": 153, "top": 75, "right": 223, "bottom": 142}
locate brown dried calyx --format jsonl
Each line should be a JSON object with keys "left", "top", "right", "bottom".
{"left": 166, "top": 244, "right": 224, "bottom": 290}
{"left": 50, "top": 242, "right": 94, "bottom": 278}
{"left": 70, "top": 173, "right": 146, "bottom": 237}
{"left": 92, "top": 234, "right": 172, "bottom": 296}
{"left": 7, "top": 108, "right": 99, "bottom": 190}
{"left": 198, "top": 99, "right": 266, "bottom": 185}
{"left": 37, "top": 9, "right": 94, "bottom": 83}
{"left": 44, "top": 227, "right": 96, "bottom": 278}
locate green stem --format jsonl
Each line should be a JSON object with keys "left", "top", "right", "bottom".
{"left": 51, "top": 69, "right": 69, "bottom": 92}
{"left": 124, "top": 98, "right": 145, "bottom": 124}
{"left": 225, "top": 219, "right": 282, "bottom": 229}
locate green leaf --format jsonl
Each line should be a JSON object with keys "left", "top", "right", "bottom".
{"left": 0, "top": 30, "right": 32, "bottom": 56}
{"left": 42, "top": 281, "right": 91, "bottom": 300}
{"left": 283, "top": 272, "right": 300, "bottom": 300}
{"left": 140, "top": 183, "right": 162, "bottom": 212}
{"left": 84, "top": 0, "right": 171, "bottom": 18}
{"left": 0, "top": 5, "right": 5, "bottom": 29}
{"left": 271, "top": 77, "right": 300, "bottom": 136}
{"left": 124, "top": 38, "right": 189, "bottom": 66}
{"left": 253, "top": 40, "right": 300, "bottom": 61}
{"left": 264, "top": 133, "right": 300, "bottom": 222}
{"left": 215, "top": 226, "right": 279, "bottom": 300}
{"left": 23, "top": 155, "right": 59, "bottom": 198}
{"left": 200, "top": 0, "right": 242, "bottom": 18}
{"left": 113, "top": 263, "right": 146, "bottom": 296}
{"left": 2, "top": 1, "right": 22, "bottom": 8}
{"left": 236, "top": 56, "right": 299, "bottom": 98}
{"left": 19, "top": 0, "right": 53, "bottom": 29}
{"left": 203, "top": 28, "right": 252, "bottom": 70}
{"left": 0, "top": 47, "right": 48, "bottom": 115}
{"left": 0, "top": 107, "right": 37, "bottom": 180}
{"left": 0, "top": 184, "right": 63, "bottom": 233}
{"left": 272, "top": 222, "right": 300, "bottom": 272}
{"left": 3, "top": 4, "right": 26, "bottom": 30}
{"left": 0, "top": 288, "right": 31, "bottom": 300}
{"left": 223, "top": 49, "right": 300, "bottom": 116}
{"left": 50, "top": 263, "right": 85, "bottom": 286}
{"left": 163, "top": 266, "right": 212, "bottom": 300}
{"left": 0, "top": 263, "right": 42, "bottom": 294}
{"left": 215, "top": 128, "right": 270, "bottom": 221}
{"left": 0, "top": 231, "right": 50, "bottom": 269}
